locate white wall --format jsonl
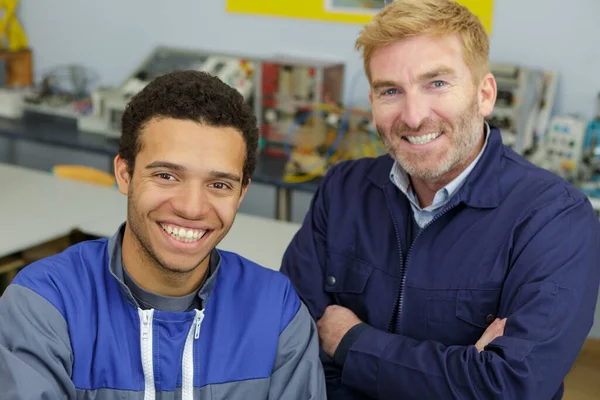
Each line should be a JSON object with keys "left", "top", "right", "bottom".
{"left": 489, "top": 0, "right": 600, "bottom": 120}
{"left": 15, "top": 0, "right": 600, "bottom": 338}
{"left": 18, "top": 0, "right": 600, "bottom": 119}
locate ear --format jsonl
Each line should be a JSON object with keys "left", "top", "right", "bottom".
{"left": 368, "top": 89, "right": 376, "bottom": 131}
{"left": 114, "top": 155, "right": 131, "bottom": 195}
{"left": 478, "top": 72, "right": 497, "bottom": 118}
{"left": 237, "top": 179, "right": 250, "bottom": 210}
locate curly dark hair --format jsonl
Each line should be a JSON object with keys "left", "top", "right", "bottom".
{"left": 119, "top": 70, "right": 258, "bottom": 185}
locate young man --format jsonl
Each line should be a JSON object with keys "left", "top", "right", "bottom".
{"left": 281, "top": 0, "right": 600, "bottom": 399}
{"left": 0, "top": 71, "right": 326, "bottom": 399}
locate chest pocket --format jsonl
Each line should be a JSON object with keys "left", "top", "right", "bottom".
{"left": 324, "top": 251, "right": 374, "bottom": 321}
{"left": 426, "top": 288, "right": 501, "bottom": 346}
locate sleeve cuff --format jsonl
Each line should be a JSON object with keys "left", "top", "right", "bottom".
{"left": 341, "top": 325, "right": 398, "bottom": 398}
{"left": 333, "top": 322, "right": 369, "bottom": 368}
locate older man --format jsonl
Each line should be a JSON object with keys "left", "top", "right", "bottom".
{"left": 281, "top": 0, "right": 600, "bottom": 399}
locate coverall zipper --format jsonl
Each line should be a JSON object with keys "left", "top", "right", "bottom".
{"left": 386, "top": 198, "right": 460, "bottom": 334}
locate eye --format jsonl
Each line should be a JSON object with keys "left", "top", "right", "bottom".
{"left": 156, "top": 173, "right": 175, "bottom": 181}
{"left": 210, "top": 182, "right": 231, "bottom": 190}
{"left": 382, "top": 88, "right": 398, "bottom": 96}
{"left": 432, "top": 80, "right": 446, "bottom": 88}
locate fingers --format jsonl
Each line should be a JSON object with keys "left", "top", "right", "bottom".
{"left": 475, "top": 317, "right": 507, "bottom": 353}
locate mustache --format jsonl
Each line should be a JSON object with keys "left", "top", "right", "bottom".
{"left": 391, "top": 119, "right": 448, "bottom": 136}
{"left": 376, "top": 120, "right": 449, "bottom": 139}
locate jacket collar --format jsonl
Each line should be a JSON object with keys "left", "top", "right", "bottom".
{"left": 368, "top": 125, "right": 504, "bottom": 209}
{"left": 107, "top": 224, "right": 138, "bottom": 306}
{"left": 107, "top": 222, "right": 221, "bottom": 310}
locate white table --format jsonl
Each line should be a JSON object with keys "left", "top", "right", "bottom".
{"left": 0, "top": 163, "right": 301, "bottom": 270}
{"left": 0, "top": 163, "right": 124, "bottom": 258}
{"left": 589, "top": 196, "right": 600, "bottom": 214}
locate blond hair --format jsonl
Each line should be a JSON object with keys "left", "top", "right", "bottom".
{"left": 355, "top": 0, "right": 489, "bottom": 83}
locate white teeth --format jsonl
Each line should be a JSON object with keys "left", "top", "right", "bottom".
{"left": 159, "top": 223, "right": 207, "bottom": 243}
{"left": 405, "top": 132, "right": 441, "bottom": 145}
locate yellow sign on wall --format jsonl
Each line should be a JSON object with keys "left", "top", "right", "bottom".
{"left": 226, "top": 1, "right": 494, "bottom": 34}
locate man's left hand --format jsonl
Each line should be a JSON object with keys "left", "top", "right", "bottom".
{"left": 317, "top": 305, "right": 362, "bottom": 357}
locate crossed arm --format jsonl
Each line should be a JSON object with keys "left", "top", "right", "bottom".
{"left": 318, "top": 304, "right": 506, "bottom": 358}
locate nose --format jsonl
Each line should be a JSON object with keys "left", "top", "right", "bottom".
{"left": 400, "top": 92, "right": 428, "bottom": 130}
{"left": 170, "top": 183, "right": 210, "bottom": 220}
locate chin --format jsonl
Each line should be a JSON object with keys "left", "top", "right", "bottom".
{"left": 159, "top": 258, "right": 205, "bottom": 274}
{"left": 398, "top": 157, "right": 448, "bottom": 179}
{"left": 153, "top": 247, "right": 210, "bottom": 273}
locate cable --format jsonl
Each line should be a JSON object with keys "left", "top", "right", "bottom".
{"left": 284, "top": 68, "right": 365, "bottom": 157}
{"left": 282, "top": 68, "right": 382, "bottom": 182}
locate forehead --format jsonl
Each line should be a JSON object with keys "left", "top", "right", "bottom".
{"left": 370, "top": 34, "right": 470, "bottom": 80}
{"left": 137, "top": 118, "right": 246, "bottom": 173}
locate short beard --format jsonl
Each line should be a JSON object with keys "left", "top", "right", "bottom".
{"left": 377, "top": 97, "right": 482, "bottom": 180}
{"left": 126, "top": 185, "right": 206, "bottom": 277}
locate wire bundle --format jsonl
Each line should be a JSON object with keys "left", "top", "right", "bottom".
{"left": 282, "top": 70, "right": 384, "bottom": 183}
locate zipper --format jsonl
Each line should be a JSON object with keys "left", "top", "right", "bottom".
{"left": 386, "top": 196, "right": 460, "bottom": 334}
{"left": 385, "top": 193, "right": 405, "bottom": 333}
{"left": 138, "top": 309, "right": 155, "bottom": 400}
{"left": 182, "top": 309, "right": 205, "bottom": 400}
{"left": 194, "top": 315, "right": 202, "bottom": 339}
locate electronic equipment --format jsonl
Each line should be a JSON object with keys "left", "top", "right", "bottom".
{"left": 78, "top": 46, "right": 256, "bottom": 138}
{"left": 256, "top": 55, "right": 345, "bottom": 156}
{"left": 0, "top": 87, "right": 30, "bottom": 118}
{"left": 578, "top": 93, "right": 600, "bottom": 196}
{"left": 20, "top": 64, "right": 98, "bottom": 121}
{"left": 541, "top": 115, "right": 587, "bottom": 181}
{"left": 583, "top": 93, "right": 600, "bottom": 166}
{"left": 486, "top": 63, "right": 558, "bottom": 155}
{"left": 282, "top": 101, "right": 383, "bottom": 182}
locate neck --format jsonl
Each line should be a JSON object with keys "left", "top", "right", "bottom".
{"left": 412, "top": 131, "right": 485, "bottom": 208}
{"left": 121, "top": 224, "right": 210, "bottom": 297}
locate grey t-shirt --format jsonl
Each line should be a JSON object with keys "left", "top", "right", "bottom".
{"left": 122, "top": 251, "right": 220, "bottom": 312}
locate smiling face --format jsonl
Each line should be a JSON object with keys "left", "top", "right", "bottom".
{"left": 369, "top": 34, "right": 496, "bottom": 182}
{"left": 115, "top": 117, "right": 248, "bottom": 282}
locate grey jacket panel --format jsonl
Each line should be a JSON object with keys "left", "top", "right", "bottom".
{"left": 269, "top": 302, "right": 327, "bottom": 400}
{"left": 75, "top": 388, "right": 144, "bottom": 399}
{"left": 0, "top": 284, "right": 75, "bottom": 399}
{"left": 209, "top": 377, "right": 269, "bottom": 399}
{"left": 75, "top": 379, "right": 270, "bottom": 399}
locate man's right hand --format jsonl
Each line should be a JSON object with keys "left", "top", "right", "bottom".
{"left": 475, "top": 318, "right": 506, "bottom": 352}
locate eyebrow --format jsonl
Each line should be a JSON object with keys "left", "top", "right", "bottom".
{"left": 145, "top": 161, "right": 186, "bottom": 171}
{"left": 371, "top": 79, "right": 398, "bottom": 91}
{"left": 145, "top": 161, "right": 241, "bottom": 182}
{"left": 416, "top": 67, "right": 457, "bottom": 81}
{"left": 371, "top": 67, "right": 457, "bottom": 91}
{"left": 210, "top": 170, "right": 241, "bottom": 183}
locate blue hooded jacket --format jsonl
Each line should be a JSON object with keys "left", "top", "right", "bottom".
{"left": 0, "top": 228, "right": 327, "bottom": 399}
